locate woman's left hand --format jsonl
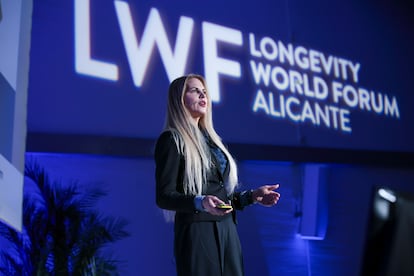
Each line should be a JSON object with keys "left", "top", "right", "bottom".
{"left": 252, "top": 184, "right": 281, "bottom": 207}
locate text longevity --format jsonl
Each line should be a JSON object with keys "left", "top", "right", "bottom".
{"left": 248, "top": 34, "right": 400, "bottom": 133}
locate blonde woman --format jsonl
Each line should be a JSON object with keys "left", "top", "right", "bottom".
{"left": 155, "top": 74, "right": 280, "bottom": 276}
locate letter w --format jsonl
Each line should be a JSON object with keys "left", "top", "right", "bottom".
{"left": 114, "top": 1, "right": 194, "bottom": 87}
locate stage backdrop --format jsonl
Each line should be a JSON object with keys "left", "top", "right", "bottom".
{"left": 27, "top": 0, "right": 414, "bottom": 153}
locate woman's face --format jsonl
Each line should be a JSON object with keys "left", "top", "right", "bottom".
{"left": 183, "top": 77, "right": 208, "bottom": 123}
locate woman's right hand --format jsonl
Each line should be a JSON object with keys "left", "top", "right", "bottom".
{"left": 202, "top": 195, "right": 233, "bottom": 215}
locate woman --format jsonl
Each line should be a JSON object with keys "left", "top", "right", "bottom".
{"left": 154, "top": 74, "right": 280, "bottom": 276}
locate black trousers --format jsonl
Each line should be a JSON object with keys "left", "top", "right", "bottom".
{"left": 174, "top": 215, "right": 244, "bottom": 276}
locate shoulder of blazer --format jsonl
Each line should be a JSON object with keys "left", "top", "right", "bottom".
{"left": 155, "top": 130, "right": 179, "bottom": 152}
{"left": 154, "top": 130, "right": 186, "bottom": 170}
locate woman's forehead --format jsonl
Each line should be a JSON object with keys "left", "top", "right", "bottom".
{"left": 187, "top": 77, "right": 204, "bottom": 87}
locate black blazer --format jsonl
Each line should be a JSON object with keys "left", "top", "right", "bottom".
{"left": 155, "top": 131, "right": 247, "bottom": 224}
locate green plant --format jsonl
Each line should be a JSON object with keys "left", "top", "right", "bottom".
{"left": 0, "top": 160, "right": 129, "bottom": 275}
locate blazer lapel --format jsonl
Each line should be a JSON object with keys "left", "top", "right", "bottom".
{"left": 211, "top": 150, "right": 229, "bottom": 181}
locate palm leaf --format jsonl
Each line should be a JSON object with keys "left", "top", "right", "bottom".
{"left": 0, "top": 158, "right": 130, "bottom": 275}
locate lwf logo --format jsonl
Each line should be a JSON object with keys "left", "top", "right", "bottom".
{"left": 74, "top": 0, "right": 243, "bottom": 102}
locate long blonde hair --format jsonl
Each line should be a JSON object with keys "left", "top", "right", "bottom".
{"left": 164, "top": 74, "right": 238, "bottom": 195}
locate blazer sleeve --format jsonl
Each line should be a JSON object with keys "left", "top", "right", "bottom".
{"left": 232, "top": 190, "right": 254, "bottom": 210}
{"left": 155, "top": 131, "right": 196, "bottom": 212}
